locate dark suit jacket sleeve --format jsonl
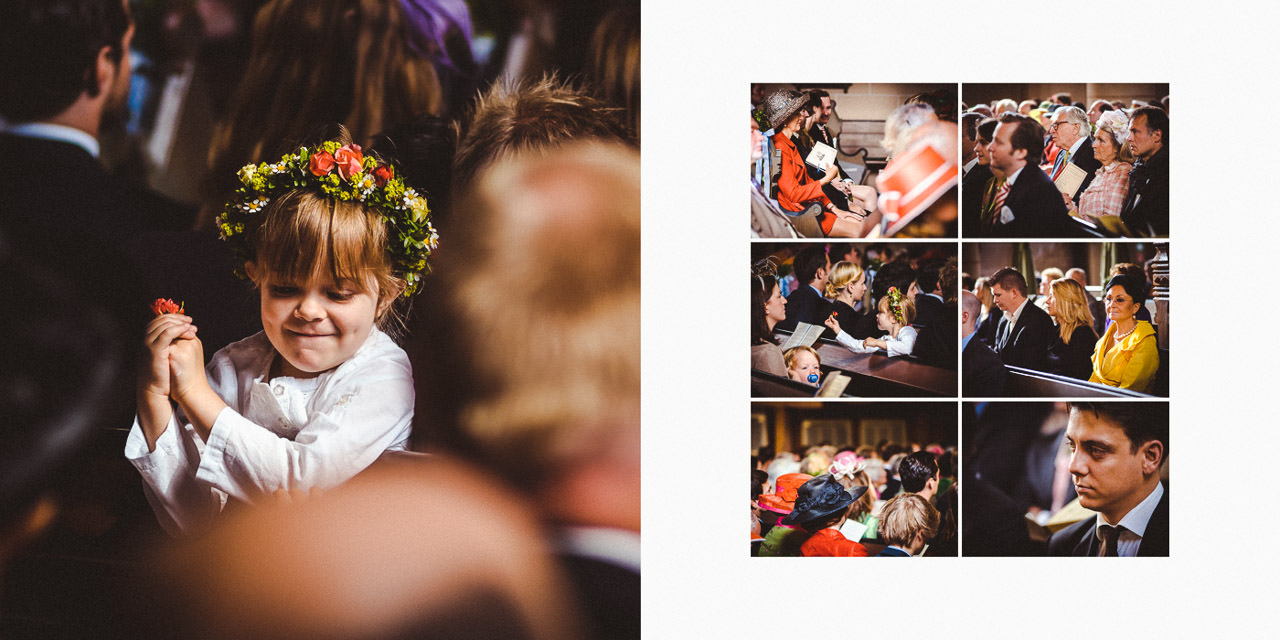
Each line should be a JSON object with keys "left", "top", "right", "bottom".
{"left": 963, "top": 338, "right": 1007, "bottom": 397}
{"left": 998, "top": 305, "right": 1053, "bottom": 370}
{"left": 1048, "top": 516, "right": 1096, "bottom": 556}
{"left": 1069, "top": 139, "right": 1102, "bottom": 203}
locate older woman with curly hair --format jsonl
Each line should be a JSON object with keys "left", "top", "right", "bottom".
{"left": 1066, "top": 110, "right": 1134, "bottom": 222}
{"left": 1044, "top": 277, "right": 1098, "bottom": 380}
{"left": 1089, "top": 273, "right": 1159, "bottom": 393}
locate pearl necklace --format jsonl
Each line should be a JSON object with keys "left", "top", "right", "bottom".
{"left": 1113, "top": 322, "right": 1138, "bottom": 340}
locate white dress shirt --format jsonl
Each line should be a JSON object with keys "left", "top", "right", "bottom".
{"left": 126, "top": 329, "right": 414, "bottom": 536}
{"left": 833, "top": 325, "right": 918, "bottom": 358}
{"left": 1095, "top": 481, "right": 1164, "bottom": 557}
{"left": 2, "top": 122, "right": 100, "bottom": 157}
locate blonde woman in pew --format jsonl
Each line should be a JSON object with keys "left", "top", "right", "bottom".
{"left": 823, "top": 287, "right": 917, "bottom": 358}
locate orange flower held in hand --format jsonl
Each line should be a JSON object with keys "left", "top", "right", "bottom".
{"left": 151, "top": 298, "right": 185, "bottom": 317}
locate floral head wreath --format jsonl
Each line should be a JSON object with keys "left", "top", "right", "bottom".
{"left": 885, "top": 286, "right": 906, "bottom": 325}
{"left": 1096, "top": 110, "right": 1131, "bottom": 146}
{"left": 752, "top": 257, "right": 779, "bottom": 292}
{"left": 217, "top": 140, "right": 438, "bottom": 298}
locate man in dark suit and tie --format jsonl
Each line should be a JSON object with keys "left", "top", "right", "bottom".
{"left": 984, "top": 113, "right": 1074, "bottom": 237}
{"left": 1049, "top": 403, "right": 1169, "bottom": 556}
{"left": 986, "top": 267, "right": 1053, "bottom": 370}
{"left": 962, "top": 291, "right": 1005, "bottom": 396}
{"left": 1047, "top": 106, "right": 1101, "bottom": 204}
{"left": 776, "top": 244, "right": 831, "bottom": 333}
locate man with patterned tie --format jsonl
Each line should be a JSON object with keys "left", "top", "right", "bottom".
{"left": 1048, "top": 106, "right": 1101, "bottom": 204}
{"left": 984, "top": 267, "right": 1053, "bottom": 370}
{"left": 1049, "top": 403, "right": 1169, "bottom": 557}
{"left": 983, "top": 113, "right": 1072, "bottom": 237}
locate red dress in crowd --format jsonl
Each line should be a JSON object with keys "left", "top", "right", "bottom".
{"left": 800, "top": 528, "right": 869, "bottom": 557}
{"left": 771, "top": 132, "right": 835, "bottom": 235}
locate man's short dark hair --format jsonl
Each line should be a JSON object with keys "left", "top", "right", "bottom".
{"left": 809, "top": 88, "right": 830, "bottom": 109}
{"left": 1068, "top": 402, "right": 1168, "bottom": 467}
{"left": 1052, "top": 92, "right": 1072, "bottom": 105}
{"left": 975, "top": 117, "right": 998, "bottom": 144}
{"left": 899, "top": 451, "right": 939, "bottom": 493}
{"left": 916, "top": 259, "right": 944, "bottom": 294}
{"left": 1096, "top": 100, "right": 1115, "bottom": 114}
{"left": 792, "top": 245, "right": 828, "bottom": 286}
{"left": 990, "top": 266, "right": 1028, "bottom": 296}
{"left": 961, "top": 112, "right": 983, "bottom": 141}
{"left": 997, "top": 113, "right": 1045, "bottom": 162}
{"left": 0, "top": 0, "right": 131, "bottom": 123}
{"left": 1132, "top": 106, "right": 1169, "bottom": 145}
{"left": 871, "top": 258, "right": 916, "bottom": 301}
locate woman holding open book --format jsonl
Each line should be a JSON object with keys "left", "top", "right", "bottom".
{"left": 762, "top": 89, "right": 876, "bottom": 238}
{"left": 1065, "top": 110, "right": 1133, "bottom": 223}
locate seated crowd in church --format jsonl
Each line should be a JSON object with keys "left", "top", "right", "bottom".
{"left": 751, "top": 85, "right": 958, "bottom": 238}
{"left": 962, "top": 261, "right": 1163, "bottom": 397}
{"left": 752, "top": 243, "right": 958, "bottom": 394}
{"left": 961, "top": 93, "right": 1168, "bottom": 238}
{"left": 1, "top": 0, "right": 639, "bottom": 637}
{"left": 963, "top": 402, "right": 1168, "bottom": 557}
{"left": 753, "top": 443, "right": 958, "bottom": 557}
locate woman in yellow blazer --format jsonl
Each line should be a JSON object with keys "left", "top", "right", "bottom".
{"left": 1089, "top": 274, "right": 1159, "bottom": 393}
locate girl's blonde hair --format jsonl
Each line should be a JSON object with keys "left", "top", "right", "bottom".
{"left": 1048, "top": 277, "right": 1096, "bottom": 344}
{"left": 879, "top": 292, "right": 916, "bottom": 326}
{"left": 823, "top": 261, "right": 865, "bottom": 299}
{"left": 245, "top": 189, "right": 407, "bottom": 333}
{"left": 973, "top": 277, "right": 994, "bottom": 311}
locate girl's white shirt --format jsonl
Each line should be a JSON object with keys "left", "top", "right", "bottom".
{"left": 832, "top": 325, "right": 918, "bottom": 358}
{"left": 125, "top": 328, "right": 413, "bottom": 536}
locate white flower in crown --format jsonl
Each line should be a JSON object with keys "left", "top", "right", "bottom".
{"left": 237, "top": 164, "right": 258, "bottom": 187}
{"left": 271, "top": 162, "right": 287, "bottom": 174}
{"left": 1098, "top": 110, "right": 1130, "bottom": 145}
{"left": 243, "top": 197, "right": 269, "bottom": 213}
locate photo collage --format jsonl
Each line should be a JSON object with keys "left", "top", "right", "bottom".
{"left": 749, "top": 83, "right": 1170, "bottom": 558}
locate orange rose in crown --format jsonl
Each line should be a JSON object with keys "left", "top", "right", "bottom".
{"left": 309, "top": 150, "right": 336, "bottom": 176}
{"left": 150, "top": 298, "right": 184, "bottom": 317}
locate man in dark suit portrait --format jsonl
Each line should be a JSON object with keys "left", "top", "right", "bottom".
{"left": 776, "top": 244, "right": 831, "bottom": 333}
{"left": 0, "top": 0, "right": 151, "bottom": 336}
{"left": 911, "top": 258, "right": 956, "bottom": 368}
{"left": 1049, "top": 403, "right": 1169, "bottom": 557}
{"left": 1120, "top": 106, "right": 1169, "bottom": 237}
{"left": 962, "top": 291, "right": 1005, "bottom": 396}
{"left": 984, "top": 113, "right": 1073, "bottom": 237}
{"left": 986, "top": 267, "right": 1053, "bottom": 370}
{"left": 1047, "top": 106, "right": 1101, "bottom": 204}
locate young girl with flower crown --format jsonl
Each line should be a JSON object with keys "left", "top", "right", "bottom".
{"left": 823, "top": 287, "right": 917, "bottom": 358}
{"left": 126, "top": 132, "right": 438, "bottom": 536}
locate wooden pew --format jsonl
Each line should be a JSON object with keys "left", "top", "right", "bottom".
{"left": 751, "top": 369, "right": 853, "bottom": 398}
{"left": 1002, "top": 366, "right": 1153, "bottom": 398}
{"left": 811, "top": 341, "right": 956, "bottom": 397}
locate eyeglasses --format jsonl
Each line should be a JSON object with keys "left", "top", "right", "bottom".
{"left": 1049, "top": 121, "right": 1078, "bottom": 131}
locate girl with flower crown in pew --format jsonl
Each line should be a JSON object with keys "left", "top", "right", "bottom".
{"left": 126, "top": 131, "right": 438, "bottom": 536}
{"left": 823, "top": 287, "right": 918, "bottom": 358}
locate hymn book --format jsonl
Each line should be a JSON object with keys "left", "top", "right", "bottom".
{"left": 779, "top": 322, "right": 826, "bottom": 351}
{"left": 816, "top": 372, "right": 850, "bottom": 398}
{"left": 1054, "top": 163, "right": 1087, "bottom": 196}
{"left": 804, "top": 141, "right": 838, "bottom": 172}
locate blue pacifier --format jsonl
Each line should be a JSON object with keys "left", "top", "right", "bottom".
{"left": 807, "top": 373, "right": 820, "bottom": 384}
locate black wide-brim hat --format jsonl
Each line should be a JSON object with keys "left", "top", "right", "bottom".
{"left": 781, "top": 474, "right": 868, "bottom": 526}
{"left": 762, "top": 89, "right": 809, "bottom": 131}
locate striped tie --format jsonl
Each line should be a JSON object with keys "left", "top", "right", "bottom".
{"left": 989, "top": 180, "right": 1011, "bottom": 225}
{"left": 1050, "top": 149, "right": 1069, "bottom": 180}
